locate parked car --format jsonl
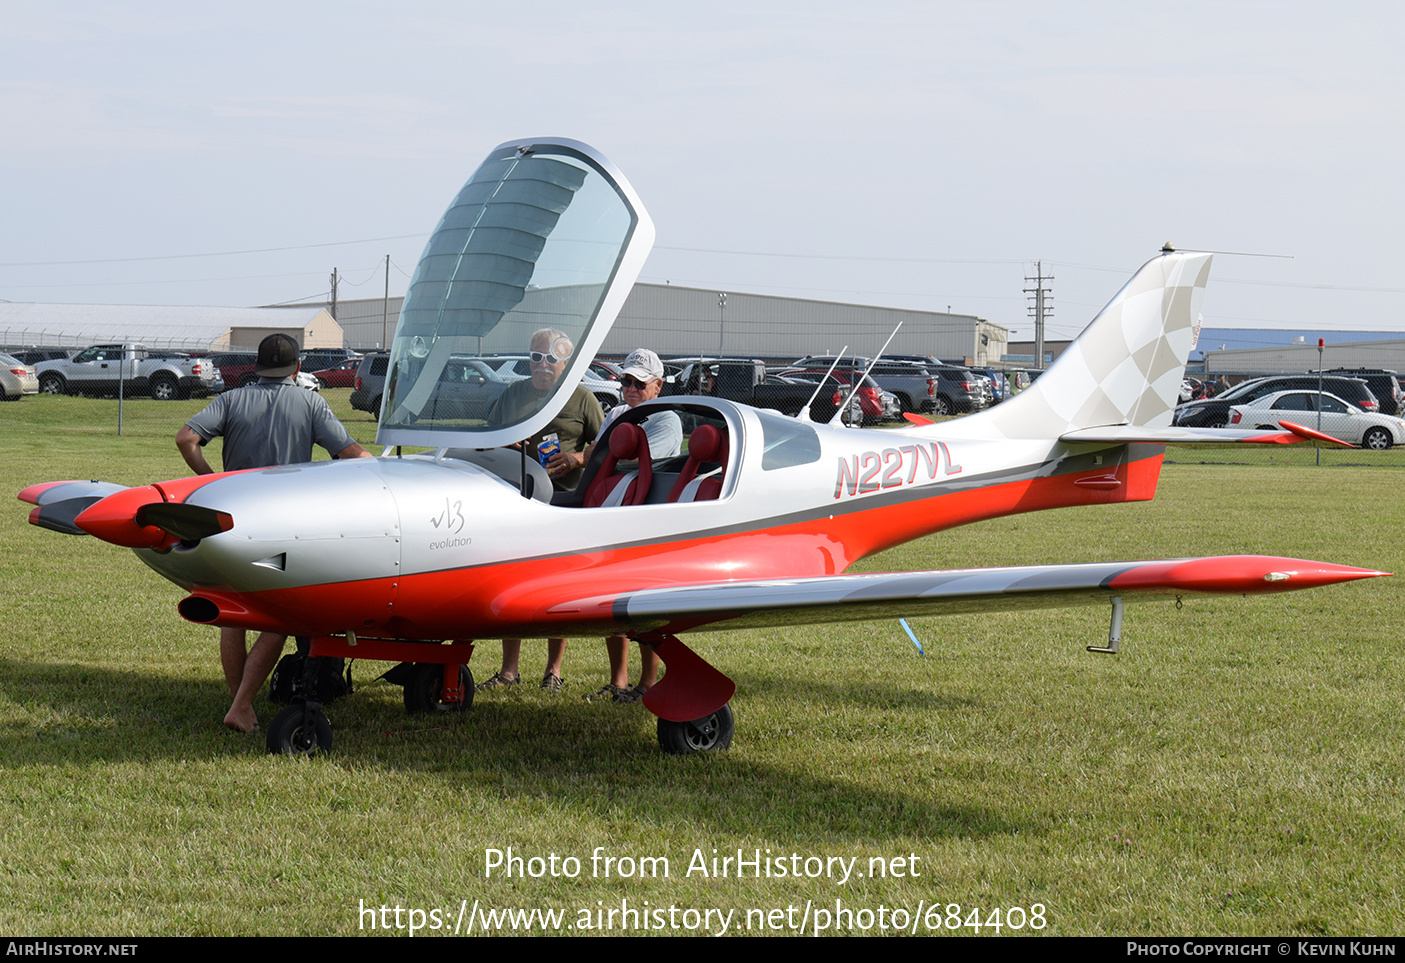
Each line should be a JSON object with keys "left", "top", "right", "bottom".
{"left": 794, "top": 355, "right": 986, "bottom": 415}
{"left": 661, "top": 358, "right": 849, "bottom": 422}
{"left": 351, "top": 352, "right": 390, "bottom": 415}
{"left": 309, "top": 358, "right": 360, "bottom": 388}
{"left": 483, "top": 355, "right": 622, "bottom": 411}
{"left": 1228, "top": 390, "right": 1405, "bottom": 449}
{"left": 8, "top": 347, "right": 74, "bottom": 366}
{"left": 1325, "top": 368, "right": 1404, "bottom": 417}
{"left": 881, "top": 355, "right": 991, "bottom": 414}
{"left": 36, "top": 343, "right": 219, "bottom": 400}
{"left": 775, "top": 366, "right": 893, "bottom": 424}
{"left": 1174, "top": 375, "right": 1379, "bottom": 428}
{"left": 208, "top": 351, "right": 260, "bottom": 388}
{"left": 0, "top": 352, "right": 38, "bottom": 399}
{"left": 299, "top": 347, "right": 361, "bottom": 372}
{"left": 350, "top": 353, "right": 508, "bottom": 422}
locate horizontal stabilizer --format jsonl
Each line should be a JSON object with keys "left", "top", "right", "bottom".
{"left": 569, "top": 556, "right": 1389, "bottom": 633}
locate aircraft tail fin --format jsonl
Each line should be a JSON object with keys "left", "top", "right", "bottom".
{"left": 960, "top": 250, "right": 1211, "bottom": 440}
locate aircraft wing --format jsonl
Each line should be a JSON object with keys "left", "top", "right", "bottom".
{"left": 552, "top": 556, "right": 1387, "bottom": 634}
{"left": 1058, "top": 423, "right": 1350, "bottom": 446}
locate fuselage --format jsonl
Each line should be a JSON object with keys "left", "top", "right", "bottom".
{"left": 133, "top": 398, "right": 1162, "bottom": 641}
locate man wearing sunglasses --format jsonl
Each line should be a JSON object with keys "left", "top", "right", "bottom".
{"left": 551, "top": 348, "right": 682, "bottom": 475}
{"left": 479, "top": 328, "right": 605, "bottom": 693}
{"left": 485, "top": 328, "right": 605, "bottom": 492}
{"left": 577, "top": 348, "right": 682, "bottom": 704}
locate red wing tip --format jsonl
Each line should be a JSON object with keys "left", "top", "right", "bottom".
{"left": 17, "top": 480, "right": 88, "bottom": 505}
{"left": 1277, "top": 420, "right": 1354, "bottom": 447}
{"left": 1110, "top": 556, "right": 1390, "bottom": 593}
{"left": 902, "top": 412, "right": 935, "bottom": 426}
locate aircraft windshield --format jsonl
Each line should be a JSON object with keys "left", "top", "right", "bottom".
{"left": 377, "top": 140, "right": 651, "bottom": 448}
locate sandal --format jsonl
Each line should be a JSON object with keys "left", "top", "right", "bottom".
{"left": 475, "top": 671, "right": 520, "bottom": 691}
{"left": 540, "top": 672, "right": 564, "bottom": 693}
{"left": 614, "top": 684, "right": 650, "bottom": 704}
{"left": 583, "top": 684, "right": 625, "bottom": 702}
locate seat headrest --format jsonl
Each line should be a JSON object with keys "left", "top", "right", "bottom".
{"left": 688, "top": 424, "right": 722, "bottom": 462}
{"left": 609, "top": 422, "right": 646, "bottom": 459}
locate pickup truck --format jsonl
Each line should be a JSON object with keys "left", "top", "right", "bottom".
{"left": 36, "top": 344, "right": 221, "bottom": 400}
{"left": 663, "top": 358, "right": 860, "bottom": 423}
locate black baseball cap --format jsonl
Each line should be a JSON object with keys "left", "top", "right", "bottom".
{"left": 254, "top": 333, "right": 299, "bottom": 378}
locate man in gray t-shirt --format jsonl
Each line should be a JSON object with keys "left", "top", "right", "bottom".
{"left": 180, "top": 376, "right": 359, "bottom": 471}
{"left": 175, "top": 333, "right": 371, "bottom": 732}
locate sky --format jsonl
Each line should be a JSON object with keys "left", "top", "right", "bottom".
{"left": 2, "top": 1, "right": 1401, "bottom": 344}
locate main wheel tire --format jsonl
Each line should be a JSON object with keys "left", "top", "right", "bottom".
{"left": 403, "top": 663, "right": 473, "bottom": 714}
{"left": 1363, "top": 426, "right": 1393, "bottom": 450}
{"left": 265, "top": 705, "right": 333, "bottom": 756}
{"left": 657, "top": 704, "right": 734, "bottom": 754}
{"left": 150, "top": 375, "right": 177, "bottom": 401}
{"left": 932, "top": 396, "right": 951, "bottom": 416}
{"left": 39, "top": 373, "right": 65, "bottom": 395}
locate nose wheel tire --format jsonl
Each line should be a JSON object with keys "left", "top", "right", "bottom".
{"left": 657, "top": 704, "right": 734, "bottom": 754}
{"left": 266, "top": 704, "right": 333, "bottom": 756}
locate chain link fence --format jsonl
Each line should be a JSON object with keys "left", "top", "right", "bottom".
{"left": 7, "top": 323, "right": 1403, "bottom": 469}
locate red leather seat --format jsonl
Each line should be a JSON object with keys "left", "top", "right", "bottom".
{"left": 666, "top": 425, "right": 728, "bottom": 503}
{"left": 583, "top": 422, "right": 653, "bottom": 508}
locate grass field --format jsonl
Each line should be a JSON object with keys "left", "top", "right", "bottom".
{"left": 1, "top": 391, "right": 1401, "bottom": 936}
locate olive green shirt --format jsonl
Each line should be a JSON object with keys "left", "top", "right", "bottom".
{"left": 488, "top": 381, "right": 604, "bottom": 490}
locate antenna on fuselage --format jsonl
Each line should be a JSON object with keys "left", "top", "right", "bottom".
{"left": 797, "top": 347, "right": 849, "bottom": 423}
{"left": 827, "top": 322, "right": 903, "bottom": 426}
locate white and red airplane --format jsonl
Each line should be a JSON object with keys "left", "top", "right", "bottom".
{"left": 18, "top": 139, "right": 1387, "bottom": 755}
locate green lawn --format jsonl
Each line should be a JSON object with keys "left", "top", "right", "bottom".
{"left": 0, "top": 392, "right": 1400, "bottom": 936}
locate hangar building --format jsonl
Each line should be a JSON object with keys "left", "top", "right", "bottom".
{"left": 0, "top": 285, "right": 1005, "bottom": 367}
{"left": 311, "top": 283, "right": 1008, "bottom": 366}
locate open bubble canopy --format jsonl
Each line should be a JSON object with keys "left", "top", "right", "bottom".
{"left": 377, "top": 139, "right": 654, "bottom": 450}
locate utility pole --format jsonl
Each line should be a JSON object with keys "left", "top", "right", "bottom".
{"left": 1024, "top": 262, "right": 1053, "bottom": 370}
{"left": 382, "top": 254, "right": 390, "bottom": 349}
{"left": 329, "top": 268, "right": 339, "bottom": 321}
{"left": 717, "top": 292, "right": 727, "bottom": 356}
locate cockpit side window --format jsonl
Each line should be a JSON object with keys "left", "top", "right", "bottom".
{"left": 553, "top": 403, "right": 733, "bottom": 507}
{"left": 756, "top": 409, "right": 821, "bottom": 470}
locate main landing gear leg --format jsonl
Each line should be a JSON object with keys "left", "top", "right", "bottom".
{"left": 1087, "top": 595, "right": 1123, "bottom": 655}
{"left": 636, "top": 633, "right": 736, "bottom": 754}
{"left": 264, "top": 636, "right": 477, "bottom": 754}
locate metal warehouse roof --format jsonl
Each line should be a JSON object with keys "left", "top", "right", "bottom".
{"left": 0, "top": 303, "right": 341, "bottom": 351}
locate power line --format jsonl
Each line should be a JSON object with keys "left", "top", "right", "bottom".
{"left": 656, "top": 245, "right": 1025, "bottom": 266}
{"left": 0, "top": 233, "right": 427, "bottom": 268}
